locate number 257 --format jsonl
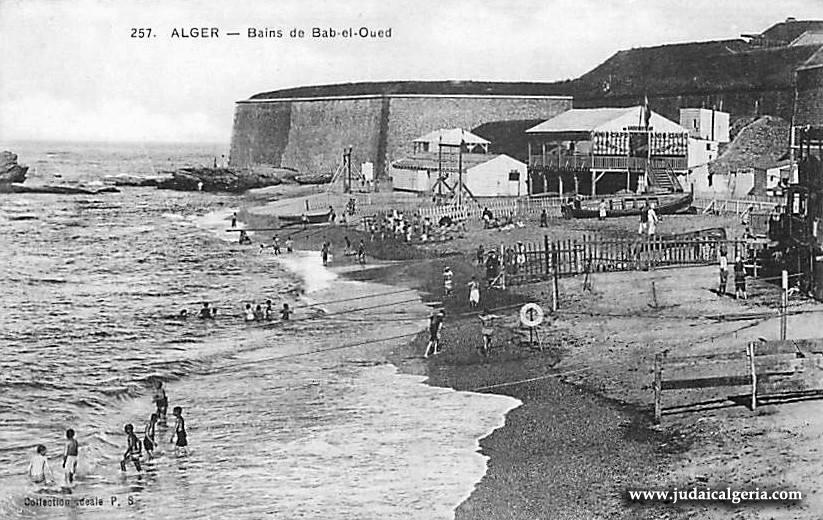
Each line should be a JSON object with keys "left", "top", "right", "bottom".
{"left": 131, "top": 28, "right": 152, "bottom": 38}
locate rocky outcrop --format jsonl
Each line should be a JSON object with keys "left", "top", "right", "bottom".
{"left": 156, "top": 167, "right": 284, "bottom": 193}
{"left": 103, "top": 174, "right": 172, "bottom": 187}
{"left": 0, "top": 151, "right": 28, "bottom": 184}
{"left": 0, "top": 183, "right": 119, "bottom": 195}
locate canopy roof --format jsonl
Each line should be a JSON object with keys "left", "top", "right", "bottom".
{"left": 527, "top": 107, "right": 688, "bottom": 134}
{"left": 414, "top": 128, "right": 490, "bottom": 146}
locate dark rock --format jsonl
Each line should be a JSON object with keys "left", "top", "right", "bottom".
{"left": 0, "top": 151, "right": 29, "bottom": 184}
{"left": 156, "top": 167, "right": 283, "bottom": 193}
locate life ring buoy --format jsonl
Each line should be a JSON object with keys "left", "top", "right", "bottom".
{"left": 519, "top": 303, "right": 544, "bottom": 327}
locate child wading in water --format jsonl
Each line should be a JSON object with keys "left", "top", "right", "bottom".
{"left": 152, "top": 380, "right": 168, "bottom": 426}
{"left": 62, "top": 428, "right": 78, "bottom": 486}
{"left": 170, "top": 406, "right": 189, "bottom": 456}
{"left": 27, "top": 445, "right": 54, "bottom": 484}
{"left": 144, "top": 413, "right": 158, "bottom": 460}
{"left": 120, "top": 424, "right": 142, "bottom": 472}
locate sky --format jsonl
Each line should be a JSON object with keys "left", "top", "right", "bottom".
{"left": 0, "top": 0, "right": 820, "bottom": 144}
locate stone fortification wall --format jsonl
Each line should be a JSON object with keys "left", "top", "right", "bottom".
{"left": 384, "top": 97, "right": 571, "bottom": 168}
{"left": 229, "top": 95, "right": 571, "bottom": 176}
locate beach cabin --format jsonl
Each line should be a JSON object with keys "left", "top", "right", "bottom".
{"left": 390, "top": 128, "right": 527, "bottom": 197}
{"left": 526, "top": 107, "right": 689, "bottom": 196}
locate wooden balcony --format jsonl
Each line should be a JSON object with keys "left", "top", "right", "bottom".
{"left": 529, "top": 154, "right": 687, "bottom": 172}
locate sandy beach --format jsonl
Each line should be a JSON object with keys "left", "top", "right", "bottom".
{"left": 241, "top": 193, "right": 823, "bottom": 519}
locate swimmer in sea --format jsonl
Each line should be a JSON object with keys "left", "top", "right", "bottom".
{"left": 254, "top": 304, "right": 264, "bottom": 321}
{"left": 281, "top": 303, "right": 292, "bottom": 321}
{"left": 178, "top": 309, "right": 189, "bottom": 320}
{"left": 27, "top": 445, "right": 54, "bottom": 485}
{"left": 169, "top": 406, "right": 188, "bottom": 456}
{"left": 62, "top": 429, "right": 78, "bottom": 486}
{"left": 265, "top": 300, "right": 274, "bottom": 320}
{"left": 199, "top": 302, "right": 213, "bottom": 319}
{"left": 244, "top": 303, "right": 255, "bottom": 322}
{"left": 143, "top": 413, "right": 158, "bottom": 460}
{"left": 152, "top": 380, "right": 168, "bottom": 427}
{"left": 120, "top": 424, "right": 142, "bottom": 472}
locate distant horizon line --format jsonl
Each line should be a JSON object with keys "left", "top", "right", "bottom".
{"left": 0, "top": 138, "right": 230, "bottom": 146}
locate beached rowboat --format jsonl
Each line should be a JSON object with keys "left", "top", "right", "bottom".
{"left": 561, "top": 192, "right": 693, "bottom": 219}
{"left": 278, "top": 210, "right": 333, "bottom": 226}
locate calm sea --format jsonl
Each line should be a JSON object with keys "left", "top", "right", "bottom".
{"left": 0, "top": 141, "right": 519, "bottom": 519}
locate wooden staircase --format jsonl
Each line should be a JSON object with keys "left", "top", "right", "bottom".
{"left": 648, "top": 168, "right": 683, "bottom": 192}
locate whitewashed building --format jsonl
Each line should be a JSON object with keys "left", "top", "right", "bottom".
{"left": 390, "top": 128, "right": 527, "bottom": 197}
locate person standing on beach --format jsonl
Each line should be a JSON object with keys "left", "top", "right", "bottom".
{"left": 423, "top": 310, "right": 444, "bottom": 358}
{"left": 443, "top": 267, "right": 454, "bottom": 297}
{"left": 301, "top": 213, "right": 308, "bottom": 230}
{"left": 468, "top": 276, "right": 481, "bottom": 309}
{"left": 273, "top": 236, "right": 281, "bottom": 255}
{"left": 152, "top": 380, "right": 168, "bottom": 426}
{"left": 647, "top": 203, "right": 659, "bottom": 237}
{"left": 231, "top": 212, "right": 237, "bottom": 228}
{"left": 62, "top": 429, "right": 78, "bottom": 486}
{"left": 598, "top": 199, "right": 607, "bottom": 221}
{"left": 639, "top": 204, "right": 649, "bottom": 236}
{"left": 321, "top": 241, "right": 330, "bottom": 266}
{"left": 476, "top": 245, "right": 485, "bottom": 265}
{"left": 27, "top": 445, "right": 54, "bottom": 485}
{"left": 734, "top": 256, "right": 747, "bottom": 300}
{"left": 478, "top": 309, "right": 501, "bottom": 358}
{"left": 169, "top": 407, "right": 188, "bottom": 457}
{"left": 357, "top": 240, "right": 366, "bottom": 265}
{"left": 718, "top": 249, "right": 729, "bottom": 296}
{"left": 120, "top": 424, "right": 142, "bottom": 472}
{"left": 144, "top": 413, "right": 158, "bottom": 460}
{"left": 285, "top": 237, "right": 294, "bottom": 253}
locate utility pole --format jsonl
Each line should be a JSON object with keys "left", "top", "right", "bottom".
{"left": 347, "top": 146, "right": 353, "bottom": 194}
{"left": 458, "top": 137, "right": 464, "bottom": 207}
{"left": 343, "top": 146, "right": 353, "bottom": 193}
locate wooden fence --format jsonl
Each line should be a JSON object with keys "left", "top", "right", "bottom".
{"left": 654, "top": 339, "right": 823, "bottom": 422}
{"left": 501, "top": 236, "right": 758, "bottom": 286}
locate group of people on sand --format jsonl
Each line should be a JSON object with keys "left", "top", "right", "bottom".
{"left": 27, "top": 380, "right": 188, "bottom": 486}
{"left": 365, "top": 209, "right": 466, "bottom": 243}
{"left": 424, "top": 265, "right": 507, "bottom": 359}
{"left": 259, "top": 235, "right": 294, "bottom": 255}
{"left": 244, "top": 300, "right": 292, "bottom": 322}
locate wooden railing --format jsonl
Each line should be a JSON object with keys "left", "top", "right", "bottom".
{"left": 529, "top": 155, "right": 687, "bottom": 171}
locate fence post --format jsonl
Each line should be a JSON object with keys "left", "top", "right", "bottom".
{"left": 551, "top": 242, "right": 559, "bottom": 311}
{"left": 747, "top": 342, "right": 757, "bottom": 411}
{"left": 650, "top": 280, "right": 659, "bottom": 308}
{"left": 544, "top": 235, "right": 550, "bottom": 278}
{"left": 654, "top": 353, "right": 662, "bottom": 423}
{"left": 781, "top": 270, "right": 788, "bottom": 340}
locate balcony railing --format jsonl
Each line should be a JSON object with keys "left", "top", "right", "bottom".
{"left": 529, "top": 155, "right": 687, "bottom": 171}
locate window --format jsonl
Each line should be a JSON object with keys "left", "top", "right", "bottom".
{"left": 706, "top": 143, "right": 712, "bottom": 151}
{"left": 508, "top": 170, "right": 520, "bottom": 181}
{"left": 693, "top": 120, "right": 698, "bottom": 130}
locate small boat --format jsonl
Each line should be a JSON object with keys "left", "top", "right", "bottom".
{"left": 294, "top": 173, "right": 333, "bottom": 185}
{"left": 561, "top": 193, "right": 693, "bottom": 219}
{"left": 277, "top": 210, "right": 333, "bottom": 226}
